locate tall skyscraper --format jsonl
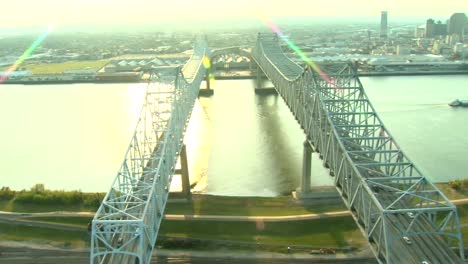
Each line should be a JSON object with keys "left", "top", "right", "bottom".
{"left": 380, "top": 11, "right": 388, "bottom": 39}
{"left": 425, "top": 19, "right": 435, "bottom": 38}
{"left": 448, "top": 13, "right": 467, "bottom": 37}
{"left": 426, "top": 19, "right": 447, "bottom": 38}
{"left": 434, "top": 20, "right": 448, "bottom": 36}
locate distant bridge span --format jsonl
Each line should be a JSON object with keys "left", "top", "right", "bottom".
{"left": 251, "top": 33, "right": 464, "bottom": 264}
{"left": 210, "top": 46, "right": 251, "bottom": 59}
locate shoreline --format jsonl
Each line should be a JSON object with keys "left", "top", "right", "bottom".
{"left": 1, "top": 79, "right": 146, "bottom": 85}
{"left": 1, "top": 70, "right": 467, "bottom": 85}
{"left": 357, "top": 70, "right": 468, "bottom": 77}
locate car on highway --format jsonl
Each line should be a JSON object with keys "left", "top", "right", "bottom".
{"left": 403, "top": 236, "right": 412, "bottom": 245}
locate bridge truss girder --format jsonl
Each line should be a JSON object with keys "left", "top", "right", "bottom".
{"left": 252, "top": 33, "right": 464, "bottom": 264}
{"left": 90, "top": 37, "right": 209, "bottom": 264}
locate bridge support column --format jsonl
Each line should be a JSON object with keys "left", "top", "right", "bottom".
{"left": 292, "top": 140, "right": 313, "bottom": 200}
{"left": 254, "top": 65, "right": 277, "bottom": 95}
{"left": 205, "top": 71, "right": 211, "bottom": 90}
{"left": 293, "top": 140, "right": 340, "bottom": 201}
{"left": 174, "top": 144, "right": 191, "bottom": 200}
{"left": 180, "top": 145, "right": 191, "bottom": 199}
{"left": 301, "top": 140, "right": 312, "bottom": 193}
{"left": 256, "top": 65, "right": 263, "bottom": 89}
{"left": 199, "top": 61, "right": 214, "bottom": 97}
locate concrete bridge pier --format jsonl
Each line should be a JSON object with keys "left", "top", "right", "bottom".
{"left": 255, "top": 65, "right": 264, "bottom": 89}
{"left": 199, "top": 67, "right": 214, "bottom": 96}
{"left": 301, "top": 140, "right": 312, "bottom": 194}
{"left": 205, "top": 71, "right": 211, "bottom": 90}
{"left": 293, "top": 140, "right": 340, "bottom": 201}
{"left": 174, "top": 144, "right": 191, "bottom": 200}
{"left": 292, "top": 140, "right": 312, "bottom": 199}
{"left": 254, "top": 65, "right": 276, "bottom": 95}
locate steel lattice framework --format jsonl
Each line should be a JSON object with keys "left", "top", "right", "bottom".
{"left": 252, "top": 33, "right": 465, "bottom": 264}
{"left": 90, "top": 36, "right": 209, "bottom": 264}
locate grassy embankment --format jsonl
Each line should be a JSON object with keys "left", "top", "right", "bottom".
{"left": 2, "top": 182, "right": 468, "bottom": 252}
{"left": 0, "top": 60, "right": 109, "bottom": 74}
{"left": 0, "top": 222, "right": 88, "bottom": 248}
{"left": 0, "top": 185, "right": 361, "bottom": 250}
{"left": 6, "top": 215, "right": 365, "bottom": 251}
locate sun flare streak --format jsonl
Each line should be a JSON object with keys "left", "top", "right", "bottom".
{"left": 0, "top": 26, "right": 53, "bottom": 83}
{"left": 259, "top": 15, "right": 338, "bottom": 88}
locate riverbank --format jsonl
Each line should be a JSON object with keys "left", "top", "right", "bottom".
{"left": 0, "top": 191, "right": 363, "bottom": 249}
{"left": 2, "top": 69, "right": 467, "bottom": 85}
{"left": 1, "top": 79, "right": 145, "bottom": 85}
{"left": 1, "top": 183, "right": 468, "bottom": 255}
{"left": 0, "top": 183, "right": 463, "bottom": 214}
{"left": 358, "top": 70, "right": 468, "bottom": 77}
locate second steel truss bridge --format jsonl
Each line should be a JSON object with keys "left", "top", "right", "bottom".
{"left": 251, "top": 33, "right": 465, "bottom": 264}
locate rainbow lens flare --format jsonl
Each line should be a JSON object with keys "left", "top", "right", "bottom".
{"left": 259, "top": 15, "right": 337, "bottom": 87}
{"left": 0, "top": 26, "right": 53, "bottom": 83}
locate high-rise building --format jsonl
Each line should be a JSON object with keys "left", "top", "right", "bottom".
{"left": 380, "top": 11, "right": 388, "bottom": 38}
{"left": 426, "top": 19, "right": 448, "bottom": 38}
{"left": 425, "top": 19, "right": 435, "bottom": 38}
{"left": 448, "top": 13, "right": 467, "bottom": 37}
{"left": 434, "top": 21, "right": 448, "bottom": 36}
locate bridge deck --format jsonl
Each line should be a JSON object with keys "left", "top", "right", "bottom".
{"left": 252, "top": 33, "right": 464, "bottom": 264}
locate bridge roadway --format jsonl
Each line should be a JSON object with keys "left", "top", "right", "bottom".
{"left": 90, "top": 36, "right": 209, "bottom": 264}
{"left": 251, "top": 33, "right": 465, "bottom": 264}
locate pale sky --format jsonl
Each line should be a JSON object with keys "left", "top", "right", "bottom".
{"left": 1, "top": 0, "right": 467, "bottom": 28}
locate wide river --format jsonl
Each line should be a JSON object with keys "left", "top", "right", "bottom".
{"left": 1, "top": 75, "right": 468, "bottom": 196}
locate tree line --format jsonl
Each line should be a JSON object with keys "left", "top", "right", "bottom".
{"left": 0, "top": 184, "right": 105, "bottom": 208}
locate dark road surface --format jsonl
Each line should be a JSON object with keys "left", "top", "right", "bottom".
{"left": 0, "top": 246, "right": 377, "bottom": 264}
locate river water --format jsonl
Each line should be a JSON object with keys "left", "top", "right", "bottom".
{"left": 1, "top": 75, "right": 468, "bottom": 195}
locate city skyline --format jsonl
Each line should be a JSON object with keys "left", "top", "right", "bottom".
{"left": 0, "top": 0, "right": 467, "bottom": 29}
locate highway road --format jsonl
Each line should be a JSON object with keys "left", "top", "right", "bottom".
{"left": 0, "top": 245, "right": 377, "bottom": 264}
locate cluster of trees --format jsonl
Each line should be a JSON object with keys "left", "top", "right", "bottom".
{"left": 0, "top": 184, "right": 105, "bottom": 208}
{"left": 448, "top": 179, "right": 468, "bottom": 191}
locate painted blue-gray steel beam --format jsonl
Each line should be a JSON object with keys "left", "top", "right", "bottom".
{"left": 90, "top": 36, "right": 209, "bottom": 264}
{"left": 251, "top": 33, "right": 464, "bottom": 264}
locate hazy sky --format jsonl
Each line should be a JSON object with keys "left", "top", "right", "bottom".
{"left": 1, "top": 0, "right": 466, "bottom": 28}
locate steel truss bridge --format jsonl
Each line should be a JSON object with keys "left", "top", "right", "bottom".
{"left": 90, "top": 33, "right": 465, "bottom": 264}
{"left": 90, "top": 36, "right": 209, "bottom": 264}
{"left": 251, "top": 33, "right": 465, "bottom": 264}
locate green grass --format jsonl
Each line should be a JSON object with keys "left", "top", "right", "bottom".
{"left": 20, "top": 200, "right": 468, "bottom": 248}
{"left": 25, "top": 216, "right": 92, "bottom": 227}
{"left": 436, "top": 183, "right": 468, "bottom": 200}
{"left": 158, "top": 216, "right": 365, "bottom": 248}
{"left": 1, "top": 193, "right": 348, "bottom": 216}
{"left": 19, "top": 60, "right": 109, "bottom": 74}
{"left": 0, "top": 222, "right": 88, "bottom": 248}
{"left": 0, "top": 214, "right": 364, "bottom": 250}
{"left": 165, "top": 194, "right": 347, "bottom": 216}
